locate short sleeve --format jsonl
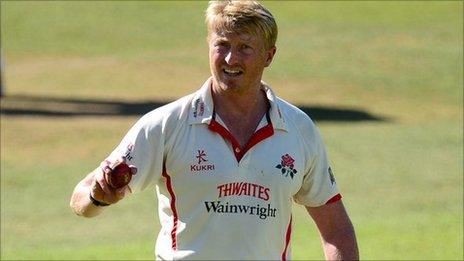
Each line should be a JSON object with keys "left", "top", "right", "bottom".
{"left": 293, "top": 120, "right": 340, "bottom": 207}
{"left": 105, "top": 112, "right": 165, "bottom": 194}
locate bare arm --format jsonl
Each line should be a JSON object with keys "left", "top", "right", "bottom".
{"left": 70, "top": 160, "right": 132, "bottom": 218}
{"left": 306, "top": 200, "right": 359, "bottom": 260}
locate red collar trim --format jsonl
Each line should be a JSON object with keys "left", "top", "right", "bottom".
{"left": 208, "top": 111, "right": 274, "bottom": 162}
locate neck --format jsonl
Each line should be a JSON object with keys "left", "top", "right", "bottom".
{"left": 211, "top": 81, "right": 267, "bottom": 119}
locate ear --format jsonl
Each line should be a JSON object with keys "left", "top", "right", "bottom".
{"left": 264, "top": 46, "right": 277, "bottom": 67}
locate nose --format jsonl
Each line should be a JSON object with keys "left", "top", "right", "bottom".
{"left": 225, "top": 49, "right": 239, "bottom": 65}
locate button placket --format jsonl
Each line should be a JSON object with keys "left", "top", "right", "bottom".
{"left": 241, "top": 153, "right": 250, "bottom": 166}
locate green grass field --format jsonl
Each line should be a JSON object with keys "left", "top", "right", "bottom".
{"left": 1, "top": 1, "right": 463, "bottom": 260}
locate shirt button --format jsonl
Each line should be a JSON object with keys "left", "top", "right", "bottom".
{"left": 235, "top": 148, "right": 241, "bottom": 153}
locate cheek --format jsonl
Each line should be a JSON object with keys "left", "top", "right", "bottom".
{"left": 243, "top": 58, "right": 261, "bottom": 70}
{"left": 208, "top": 48, "right": 215, "bottom": 60}
{"left": 253, "top": 55, "right": 268, "bottom": 68}
{"left": 210, "top": 52, "right": 224, "bottom": 66}
{"left": 209, "top": 56, "right": 222, "bottom": 74}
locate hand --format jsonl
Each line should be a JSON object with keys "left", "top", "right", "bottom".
{"left": 90, "top": 157, "right": 137, "bottom": 205}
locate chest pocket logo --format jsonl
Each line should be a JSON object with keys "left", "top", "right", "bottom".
{"left": 275, "top": 154, "right": 298, "bottom": 179}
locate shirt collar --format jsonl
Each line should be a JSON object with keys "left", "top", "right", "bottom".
{"left": 188, "top": 77, "right": 288, "bottom": 132}
{"left": 261, "top": 81, "right": 288, "bottom": 132}
{"left": 188, "top": 77, "right": 215, "bottom": 125}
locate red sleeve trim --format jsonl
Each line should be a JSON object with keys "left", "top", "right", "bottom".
{"left": 281, "top": 215, "right": 292, "bottom": 261}
{"left": 161, "top": 162, "right": 178, "bottom": 251}
{"left": 325, "top": 193, "right": 342, "bottom": 204}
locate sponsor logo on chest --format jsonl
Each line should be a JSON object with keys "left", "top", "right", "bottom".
{"left": 203, "top": 182, "right": 277, "bottom": 220}
{"left": 190, "top": 149, "right": 215, "bottom": 172}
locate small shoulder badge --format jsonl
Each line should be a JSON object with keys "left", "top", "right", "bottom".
{"left": 328, "top": 166, "right": 336, "bottom": 185}
{"left": 193, "top": 98, "right": 205, "bottom": 118}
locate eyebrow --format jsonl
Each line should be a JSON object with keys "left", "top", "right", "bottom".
{"left": 214, "top": 35, "right": 255, "bottom": 43}
{"left": 214, "top": 37, "right": 227, "bottom": 42}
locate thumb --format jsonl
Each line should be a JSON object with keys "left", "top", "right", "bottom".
{"left": 129, "top": 165, "right": 138, "bottom": 175}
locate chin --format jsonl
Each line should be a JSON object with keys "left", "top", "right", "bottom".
{"left": 216, "top": 79, "right": 240, "bottom": 91}
{"left": 222, "top": 82, "right": 244, "bottom": 92}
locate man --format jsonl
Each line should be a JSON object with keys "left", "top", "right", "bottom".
{"left": 70, "top": 1, "right": 359, "bottom": 260}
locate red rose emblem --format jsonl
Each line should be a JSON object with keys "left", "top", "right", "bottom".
{"left": 281, "top": 154, "right": 295, "bottom": 168}
{"left": 276, "top": 154, "right": 298, "bottom": 179}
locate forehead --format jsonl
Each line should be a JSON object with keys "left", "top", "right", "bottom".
{"left": 210, "top": 31, "right": 261, "bottom": 44}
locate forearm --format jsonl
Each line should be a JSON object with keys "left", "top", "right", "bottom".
{"left": 321, "top": 224, "right": 359, "bottom": 261}
{"left": 306, "top": 201, "right": 359, "bottom": 261}
{"left": 70, "top": 169, "right": 106, "bottom": 218}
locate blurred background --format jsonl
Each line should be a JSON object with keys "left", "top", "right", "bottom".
{"left": 1, "top": 1, "right": 462, "bottom": 260}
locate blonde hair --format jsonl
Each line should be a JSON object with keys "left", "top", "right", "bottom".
{"left": 205, "top": 0, "right": 278, "bottom": 50}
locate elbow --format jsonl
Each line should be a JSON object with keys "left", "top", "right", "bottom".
{"left": 70, "top": 200, "right": 84, "bottom": 217}
{"left": 70, "top": 206, "right": 99, "bottom": 218}
{"left": 323, "top": 224, "right": 359, "bottom": 260}
{"left": 70, "top": 199, "right": 96, "bottom": 218}
{"left": 77, "top": 211, "right": 98, "bottom": 218}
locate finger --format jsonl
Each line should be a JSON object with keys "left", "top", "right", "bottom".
{"left": 90, "top": 177, "right": 107, "bottom": 201}
{"left": 90, "top": 179, "right": 99, "bottom": 195}
{"left": 108, "top": 159, "right": 122, "bottom": 170}
{"left": 95, "top": 168, "right": 111, "bottom": 194}
{"left": 104, "top": 156, "right": 130, "bottom": 169}
{"left": 100, "top": 159, "right": 112, "bottom": 170}
{"left": 102, "top": 165, "right": 113, "bottom": 174}
{"left": 116, "top": 186, "right": 130, "bottom": 200}
{"left": 100, "top": 159, "right": 115, "bottom": 177}
{"left": 99, "top": 166, "right": 113, "bottom": 193}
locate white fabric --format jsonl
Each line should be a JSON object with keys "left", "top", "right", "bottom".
{"left": 106, "top": 77, "right": 340, "bottom": 260}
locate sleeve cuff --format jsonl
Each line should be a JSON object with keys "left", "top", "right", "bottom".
{"left": 325, "top": 193, "right": 342, "bottom": 205}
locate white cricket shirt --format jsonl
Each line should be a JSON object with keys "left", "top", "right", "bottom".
{"left": 106, "top": 77, "right": 341, "bottom": 260}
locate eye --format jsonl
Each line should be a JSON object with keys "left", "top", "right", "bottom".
{"left": 214, "top": 41, "right": 228, "bottom": 48}
{"left": 213, "top": 41, "right": 230, "bottom": 53}
{"left": 240, "top": 44, "right": 254, "bottom": 54}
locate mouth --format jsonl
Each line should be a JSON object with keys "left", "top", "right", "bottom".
{"left": 222, "top": 68, "right": 243, "bottom": 77}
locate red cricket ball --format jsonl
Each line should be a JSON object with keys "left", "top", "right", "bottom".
{"left": 106, "top": 162, "right": 133, "bottom": 189}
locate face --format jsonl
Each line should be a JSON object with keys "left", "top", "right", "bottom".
{"left": 208, "top": 30, "right": 276, "bottom": 94}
